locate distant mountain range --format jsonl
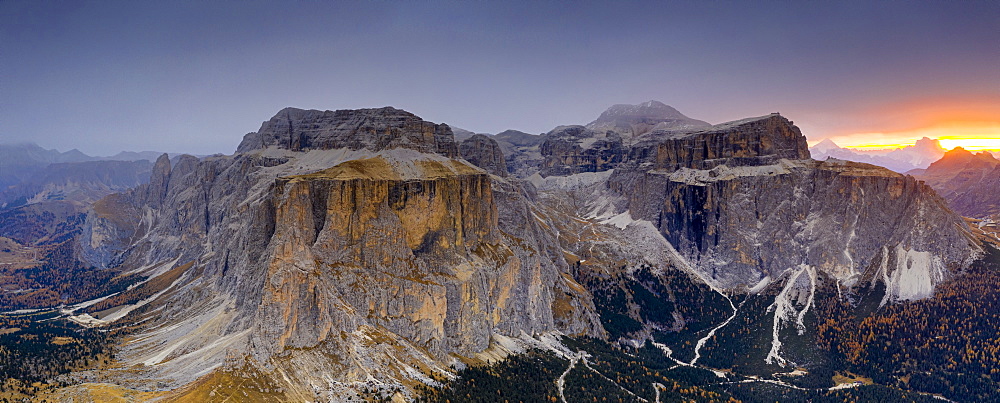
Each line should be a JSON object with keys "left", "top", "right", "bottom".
{"left": 808, "top": 137, "right": 947, "bottom": 173}
{"left": 809, "top": 138, "right": 1000, "bottom": 219}
{"left": 909, "top": 147, "right": 1000, "bottom": 219}
{"left": 0, "top": 144, "right": 172, "bottom": 247}
{"left": 0, "top": 143, "right": 175, "bottom": 190}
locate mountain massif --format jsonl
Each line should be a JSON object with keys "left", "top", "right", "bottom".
{"left": 1, "top": 102, "right": 996, "bottom": 402}
{"left": 809, "top": 137, "right": 946, "bottom": 173}
{"left": 908, "top": 147, "right": 1000, "bottom": 219}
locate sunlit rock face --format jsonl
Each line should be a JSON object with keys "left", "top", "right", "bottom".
{"left": 909, "top": 147, "right": 1000, "bottom": 218}
{"left": 73, "top": 103, "right": 979, "bottom": 400}
{"left": 80, "top": 106, "right": 601, "bottom": 400}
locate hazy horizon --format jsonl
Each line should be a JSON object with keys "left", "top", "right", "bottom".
{"left": 3, "top": 1, "right": 998, "bottom": 156}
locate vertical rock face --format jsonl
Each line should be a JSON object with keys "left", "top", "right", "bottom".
{"left": 909, "top": 147, "right": 1000, "bottom": 218}
{"left": 236, "top": 107, "right": 459, "bottom": 157}
{"left": 612, "top": 159, "right": 973, "bottom": 289}
{"left": 539, "top": 126, "right": 627, "bottom": 177}
{"left": 80, "top": 107, "right": 600, "bottom": 400}
{"left": 459, "top": 134, "right": 508, "bottom": 176}
{"left": 253, "top": 157, "right": 599, "bottom": 364}
{"left": 627, "top": 114, "right": 811, "bottom": 170}
{"left": 494, "top": 129, "right": 545, "bottom": 177}
{"left": 603, "top": 115, "right": 975, "bottom": 293}
{"left": 145, "top": 153, "right": 171, "bottom": 207}
{"left": 538, "top": 113, "right": 809, "bottom": 177}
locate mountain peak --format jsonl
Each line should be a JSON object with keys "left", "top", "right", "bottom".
{"left": 586, "top": 101, "right": 711, "bottom": 134}
{"left": 811, "top": 138, "right": 841, "bottom": 153}
{"left": 925, "top": 146, "right": 999, "bottom": 173}
{"left": 809, "top": 138, "right": 840, "bottom": 154}
{"left": 913, "top": 136, "right": 944, "bottom": 151}
{"left": 236, "top": 106, "right": 458, "bottom": 157}
{"left": 592, "top": 100, "right": 690, "bottom": 123}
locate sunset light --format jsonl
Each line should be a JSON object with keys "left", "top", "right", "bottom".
{"left": 819, "top": 121, "right": 1000, "bottom": 152}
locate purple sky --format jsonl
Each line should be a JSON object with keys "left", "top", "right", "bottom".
{"left": 2, "top": 1, "right": 998, "bottom": 155}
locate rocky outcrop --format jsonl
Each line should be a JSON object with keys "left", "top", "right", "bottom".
{"left": 612, "top": 159, "right": 973, "bottom": 290}
{"left": 252, "top": 157, "right": 598, "bottom": 362}
{"left": 539, "top": 126, "right": 627, "bottom": 177}
{"left": 79, "top": 108, "right": 600, "bottom": 400}
{"left": 603, "top": 115, "right": 975, "bottom": 295}
{"left": 586, "top": 100, "right": 711, "bottom": 139}
{"left": 627, "top": 114, "right": 810, "bottom": 171}
{"left": 539, "top": 113, "right": 808, "bottom": 177}
{"left": 236, "top": 107, "right": 459, "bottom": 157}
{"left": 910, "top": 147, "right": 1000, "bottom": 218}
{"left": 537, "top": 102, "right": 713, "bottom": 177}
{"left": 494, "top": 129, "right": 545, "bottom": 177}
{"left": 459, "top": 134, "right": 507, "bottom": 176}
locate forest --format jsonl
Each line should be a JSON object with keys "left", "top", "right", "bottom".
{"left": 0, "top": 240, "right": 144, "bottom": 311}
{"left": 422, "top": 244, "right": 1000, "bottom": 402}
{"left": 0, "top": 312, "right": 119, "bottom": 400}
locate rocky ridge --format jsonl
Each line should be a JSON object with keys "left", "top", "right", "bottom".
{"left": 78, "top": 107, "right": 600, "bottom": 401}
{"left": 236, "top": 106, "right": 459, "bottom": 157}
{"left": 909, "top": 147, "right": 1000, "bottom": 218}
{"left": 65, "top": 102, "right": 981, "bottom": 399}
{"left": 459, "top": 134, "right": 508, "bottom": 176}
{"left": 586, "top": 100, "right": 711, "bottom": 138}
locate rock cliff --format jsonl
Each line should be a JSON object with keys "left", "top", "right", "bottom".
{"left": 236, "top": 107, "right": 459, "bottom": 157}
{"left": 539, "top": 125, "right": 627, "bottom": 177}
{"left": 909, "top": 147, "right": 1000, "bottom": 218}
{"left": 599, "top": 115, "right": 972, "bottom": 295}
{"left": 586, "top": 100, "right": 711, "bottom": 139}
{"left": 79, "top": 108, "right": 600, "bottom": 401}
{"left": 494, "top": 129, "right": 544, "bottom": 177}
{"left": 68, "top": 103, "right": 981, "bottom": 398}
{"left": 459, "top": 134, "right": 508, "bottom": 176}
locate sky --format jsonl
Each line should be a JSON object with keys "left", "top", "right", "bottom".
{"left": 1, "top": 1, "right": 998, "bottom": 156}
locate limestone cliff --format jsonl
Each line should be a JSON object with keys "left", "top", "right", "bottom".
{"left": 459, "top": 134, "right": 507, "bottom": 176}
{"left": 78, "top": 108, "right": 600, "bottom": 401}
{"left": 587, "top": 115, "right": 975, "bottom": 306}
{"left": 585, "top": 100, "right": 711, "bottom": 139}
{"left": 909, "top": 147, "right": 1000, "bottom": 218}
{"left": 69, "top": 103, "right": 980, "bottom": 398}
{"left": 494, "top": 129, "right": 544, "bottom": 177}
{"left": 626, "top": 114, "right": 810, "bottom": 170}
{"left": 236, "top": 107, "right": 459, "bottom": 157}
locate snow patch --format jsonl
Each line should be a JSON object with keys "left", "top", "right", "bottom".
{"left": 599, "top": 211, "right": 637, "bottom": 230}
{"left": 668, "top": 161, "right": 801, "bottom": 185}
{"left": 528, "top": 170, "right": 614, "bottom": 191}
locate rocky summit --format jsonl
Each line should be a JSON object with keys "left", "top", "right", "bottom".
{"left": 236, "top": 106, "right": 459, "bottom": 157}
{"left": 10, "top": 102, "right": 988, "bottom": 402}
{"left": 910, "top": 146, "right": 1000, "bottom": 218}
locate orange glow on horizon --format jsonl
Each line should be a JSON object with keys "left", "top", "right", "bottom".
{"left": 813, "top": 121, "right": 1000, "bottom": 152}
